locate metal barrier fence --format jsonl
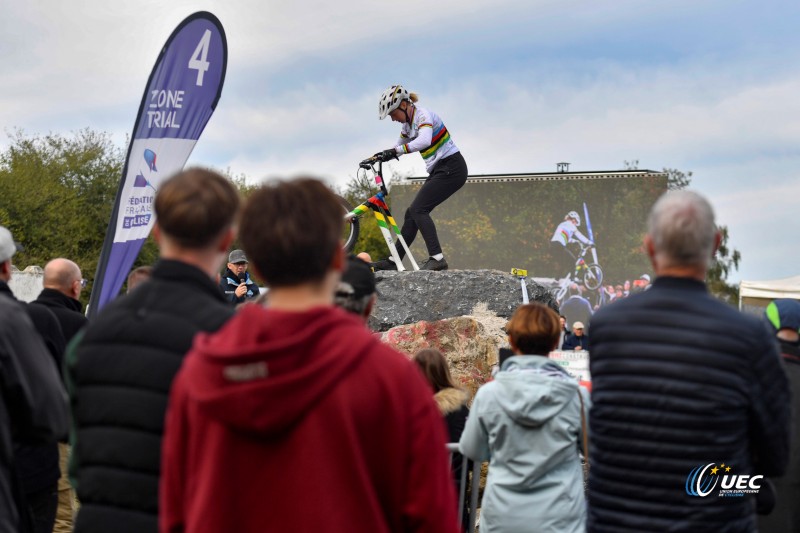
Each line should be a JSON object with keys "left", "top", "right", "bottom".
{"left": 446, "top": 443, "right": 481, "bottom": 532}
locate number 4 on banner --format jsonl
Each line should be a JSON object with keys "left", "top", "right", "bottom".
{"left": 188, "top": 30, "right": 211, "bottom": 86}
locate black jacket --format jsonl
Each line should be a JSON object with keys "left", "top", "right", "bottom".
{"left": 758, "top": 340, "right": 800, "bottom": 533}
{"left": 0, "top": 281, "right": 65, "bottom": 499}
{"left": 587, "top": 277, "right": 790, "bottom": 532}
{"left": 562, "top": 332, "right": 589, "bottom": 351}
{"left": 0, "top": 282, "right": 65, "bottom": 367}
{"left": 218, "top": 268, "right": 258, "bottom": 304}
{"left": 435, "top": 387, "right": 470, "bottom": 530}
{"left": 31, "top": 288, "right": 88, "bottom": 343}
{"left": 434, "top": 387, "right": 470, "bottom": 445}
{"left": 67, "top": 260, "right": 235, "bottom": 533}
{"left": 0, "top": 296, "right": 68, "bottom": 533}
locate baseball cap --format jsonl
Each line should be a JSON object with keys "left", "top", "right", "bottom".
{"left": 640, "top": 274, "right": 651, "bottom": 282}
{"left": 337, "top": 255, "right": 376, "bottom": 299}
{"left": 766, "top": 299, "right": 800, "bottom": 332}
{"left": 228, "top": 249, "right": 248, "bottom": 264}
{"left": 0, "top": 226, "right": 23, "bottom": 263}
{"left": 573, "top": 321, "right": 585, "bottom": 330}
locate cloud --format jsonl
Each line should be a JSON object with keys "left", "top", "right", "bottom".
{"left": 3, "top": 0, "right": 800, "bottom": 284}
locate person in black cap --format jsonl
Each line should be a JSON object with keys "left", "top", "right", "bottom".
{"left": 758, "top": 299, "right": 800, "bottom": 532}
{"left": 334, "top": 255, "right": 377, "bottom": 322}
{"left": 219, "top": 249, "right": 259, "bottom": 304}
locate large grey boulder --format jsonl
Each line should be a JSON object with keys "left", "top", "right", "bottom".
{"left": 368, "top": 269, "right": 557, "bottom": 332}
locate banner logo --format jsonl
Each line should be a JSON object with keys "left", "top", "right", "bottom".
{"left": 144, "top": 149, "right": 158, "bottom": 172}
{"left": 685, "top": 463, "right": 762, "bottom": 498}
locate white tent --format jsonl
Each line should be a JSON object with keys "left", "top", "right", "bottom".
{"left": 739, "top": 275, "right": 800, "bottom": 312}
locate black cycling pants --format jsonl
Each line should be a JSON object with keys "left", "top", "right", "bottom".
{"left": 550, "top": 240, "right": 576, "bottom": 279}
{"left": 398, "top": 152, "right": 468, "bottom": 258}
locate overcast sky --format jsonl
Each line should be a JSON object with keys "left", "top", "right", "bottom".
{"left": 2, "top": 0, "right": 798, "bottom": 285}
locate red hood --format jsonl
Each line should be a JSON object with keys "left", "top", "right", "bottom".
{"left": 180, "top": 305, "right": 373, "bottom": 436}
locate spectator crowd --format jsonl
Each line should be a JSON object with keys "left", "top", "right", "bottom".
{"left": 0, "top": 169, "right": 796, "bottom": 533}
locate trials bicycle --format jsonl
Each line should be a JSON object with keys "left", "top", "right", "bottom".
{"left": 553, "top": 242, "right": 604, "bottom": 304}
{"left": 340, "top": 155, "right": 420, "bottom": 271}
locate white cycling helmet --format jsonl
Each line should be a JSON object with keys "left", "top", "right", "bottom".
{"left": 566, "top": 211, "right": 581, "bottom": 226}
{"left": 378, "top": 85, "right": 410, "bottom": 120}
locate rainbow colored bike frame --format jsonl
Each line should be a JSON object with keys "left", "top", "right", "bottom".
{"left": 344, "top": 157, "right": 420, "bottom": 271}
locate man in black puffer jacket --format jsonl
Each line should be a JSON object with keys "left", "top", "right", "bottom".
{"left": 587, "top": 190, "right": 789, "bottom": 533}
{"left": 66, "top": 169, "right": 240, "bottom": 533}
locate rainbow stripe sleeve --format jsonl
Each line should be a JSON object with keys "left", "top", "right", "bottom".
{"left": 420, "top": 124, "right": 451, "bottom": 160}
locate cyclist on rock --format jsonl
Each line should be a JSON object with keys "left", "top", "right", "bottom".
{"left": 370, "top": 85, "right": 468, "bottom": 271}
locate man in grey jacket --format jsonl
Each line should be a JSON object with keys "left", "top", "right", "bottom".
{"left": 460, "top": 303, "right": 588, "bottom": 533}
{"left": 588, "top": 191, "right": 789, "bottom": 531}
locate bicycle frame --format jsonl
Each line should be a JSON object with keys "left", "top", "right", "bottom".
{"left": 554, "top": 242, "right": 603, "bottom": 303}
{"left": 344, "top": 159, "right": 420, "bottom": 271}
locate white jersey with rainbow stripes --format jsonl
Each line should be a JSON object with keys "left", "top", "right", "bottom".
{"left": 551, "top": 220, "right": 591, "bottom": 246}
{"left": 393, "top": 105, "right": 459, "bottom": 173}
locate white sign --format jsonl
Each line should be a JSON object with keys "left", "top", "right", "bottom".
{"left": 550, "top": 350, "right": 591, "bottom": 382}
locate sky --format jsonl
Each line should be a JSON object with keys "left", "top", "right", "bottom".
{"left": 2, "top": 0, "right": 799, "bottom": 285}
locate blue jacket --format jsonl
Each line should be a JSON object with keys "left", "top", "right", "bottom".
{"left": 562, "top": 332, "right": 589, "bottom": 351}
{"left": 460, "top": 356, "right": 588, "bottom": 533}
{"left": 218, "top": 268, "right": 258, "bottom": 304}
{"left": 588, "top": 276, "right": 790, "bottom": 532}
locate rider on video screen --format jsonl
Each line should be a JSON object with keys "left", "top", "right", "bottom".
{"left": 549, "top": 210, "right": 593, "bottom": 280}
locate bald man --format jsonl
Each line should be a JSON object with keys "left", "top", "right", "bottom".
{"left": 32, "top": 259, "right": 88, "bottom": 533}
{"left": 32, "top": 258, "right": 89, "bottom": 342}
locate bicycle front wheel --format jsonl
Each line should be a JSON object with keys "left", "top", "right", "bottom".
{"left": 339, "top": 196, "right": 360, "bottom": 252}
{"left": 583, "top": 264, "right": 603, "bottom": 290}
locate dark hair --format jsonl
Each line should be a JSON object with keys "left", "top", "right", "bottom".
{"left": 154, "top": 168, "right": 240, "bottom": 248}
{"left": 506, "top": 303, "right": 560, "bottom": 355}
{"left": 413, "top": 348, "right": 457, "bottom": 393}
{"left": 239, "top": 178, "right": 343, "bottom": 287}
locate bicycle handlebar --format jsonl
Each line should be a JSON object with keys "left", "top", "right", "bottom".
{"left": 359, "top": 156, "right": 378, "bottom": 169}
{"left": 360, "top": 150, "right": 398, "bottom": 168}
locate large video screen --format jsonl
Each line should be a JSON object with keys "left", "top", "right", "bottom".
{"left": 389, "top": 171, "right": 667, "bottom": 311}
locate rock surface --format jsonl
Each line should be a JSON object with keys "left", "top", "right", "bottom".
{"left": 381, "top": 312, "right": 504, "bottom": 397}
{"left": 368, "top": 269, "right": 556, "bottom": 332}
{"left": 373, "top": 270, "right": 557, "bottom": 398}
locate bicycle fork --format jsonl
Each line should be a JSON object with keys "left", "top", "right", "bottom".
{"left": 351, "top": 194, "right": 420, "bottom": 271}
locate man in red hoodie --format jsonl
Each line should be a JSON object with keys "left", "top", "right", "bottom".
{"left": 160, "top": 178, "right": 459, "bottom": 533}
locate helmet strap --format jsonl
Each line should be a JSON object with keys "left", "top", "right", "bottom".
{"left": 402, "top": 103, "right": 414, "bottom": 124}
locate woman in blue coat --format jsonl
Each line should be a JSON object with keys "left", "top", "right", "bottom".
{"left": 459, "top": 303, "right": 588, "bottom": 533}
